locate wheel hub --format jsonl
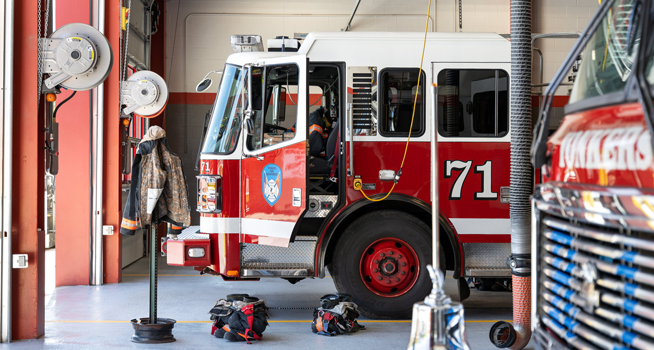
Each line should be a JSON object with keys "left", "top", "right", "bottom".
{"left": 360, "top": 238, "right": 419, "bottom": 297}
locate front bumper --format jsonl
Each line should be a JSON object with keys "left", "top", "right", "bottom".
{"left": 166, "top": 226, "right": 211, "bottom": 267}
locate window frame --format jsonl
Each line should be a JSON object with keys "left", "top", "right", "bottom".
{"left": 244, "top": 62, "right": 304, "bottom": 155}
{"left": 378, "top": 67, "right": 426, "bottom": 138}
{"left": 564, "top": 0, "right": 643, "bottom": 116}
{"left": 435, "top": 68, "right": 510, "bottom": 139}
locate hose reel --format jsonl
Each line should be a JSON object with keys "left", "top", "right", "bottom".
{"left": 41, "top": 23, "right": 113, "bottom": 91}
{"left": 121, "top": 71, "right": 168, "bottom": 118}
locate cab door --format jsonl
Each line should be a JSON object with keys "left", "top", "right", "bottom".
{"left": 241, "top": 56, "right": 308, "bottom": 247}
{"left": 432, "top": 63, "right": 511, "bottom": 243}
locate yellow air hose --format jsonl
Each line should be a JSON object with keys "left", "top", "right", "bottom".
{"left": 355, "top": 0, "right": 432, "bottom": 202}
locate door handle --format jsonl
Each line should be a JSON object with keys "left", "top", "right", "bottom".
{"left": 347, "top": 102, "right": 354, "bottom": 177}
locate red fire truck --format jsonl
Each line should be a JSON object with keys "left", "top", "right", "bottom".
{"left": 168, "top": 32, "right": 515, "bottom": 318}
{"left": 530, "top": 0, "right": 654, "bottom": 348}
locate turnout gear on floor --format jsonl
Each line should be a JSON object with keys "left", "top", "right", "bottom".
{"left": 209, "top": 294, "right": 269, "bottom": 343}
{"left": 311, "top": 293, "right": 365, "bottom": 336}
{"left": 120, "top": 126, "right": 191, "bottom": 235}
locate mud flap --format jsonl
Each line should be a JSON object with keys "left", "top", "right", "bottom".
{"left": 457, "top": 277, "right": 470, "bottom": 302}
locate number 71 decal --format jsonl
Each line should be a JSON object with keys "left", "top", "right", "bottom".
{"left": 444, "top": 160, "right": 498, "bottom": 200}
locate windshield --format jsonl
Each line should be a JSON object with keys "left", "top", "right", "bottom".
{"left": 569, "top": 0, "right": 642, "bottom": 103}
{"left": 201, "top": 64, "right": 246, "bottom": 154}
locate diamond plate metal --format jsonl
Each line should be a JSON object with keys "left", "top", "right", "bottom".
{"left": 463, "top": 243, "right": 511, "bottom": 270}
{"left": 177, "top": 226, "right": 208, "bottom": 240}
{"left": 304, "top": 195, "right": 337, "bottom": 218}
{"left": 241, "top": 236, "right": 316, "bottom": 270}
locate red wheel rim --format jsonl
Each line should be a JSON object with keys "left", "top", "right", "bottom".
{"left": 359, "top": 237, "right": 420, "bottom": 297}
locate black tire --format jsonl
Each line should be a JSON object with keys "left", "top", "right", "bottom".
{"left": 331, "top": 210, "right": 445, "bottom": 319}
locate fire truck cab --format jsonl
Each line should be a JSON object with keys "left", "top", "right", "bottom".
{"left": 169, "top": 32, "right": 513, "bottom": 318}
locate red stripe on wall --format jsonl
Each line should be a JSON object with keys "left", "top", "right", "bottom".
{"left": 169, "top": 92, "right": 324, "bottom": 105}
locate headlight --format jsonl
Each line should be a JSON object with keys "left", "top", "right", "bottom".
{"left": 187, "top": 247, "right": 205, "bottom": 258}
{"left": 197, "top": 175, "right": 222, "bottom": 213}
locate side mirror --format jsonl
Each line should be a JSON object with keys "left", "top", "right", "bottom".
{"left": 196, "top": 78, "right": 212, "bottom": 92}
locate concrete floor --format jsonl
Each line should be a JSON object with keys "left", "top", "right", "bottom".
{"left": 4, "top": 253, "right": 533, "bottom": 349}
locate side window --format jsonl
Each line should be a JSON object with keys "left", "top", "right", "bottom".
{"left": 379, "top": 68, "right": 425, "bottom": 137}
{"left": 437, "top": 69, "right": 508, "bottom": 138}
{"left": 247, "top": 64, "right": 299, "bottom": 151}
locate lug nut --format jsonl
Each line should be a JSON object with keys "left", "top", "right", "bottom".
{"left": 397, "top": 255, "right": 402, "bottom": 258}
{"left": 395, "top": 278, "right": 400, "bottom": 282}
{"left": 380, "top": 253, "right": 385, "bottom": 257}
{"left": 389, "top": 251, "right": 394, "bottom": 255}
{"left": 402, "top": 262, "right": 407, "bottom": 266}
{"left": 374, "top": 259, "right": 379, "bottom": 264}
{"left": 373, "top": 269, "right": 378, "bottom": 273}
{"left": 401, "top": 271, "right": 406, "bottom": 275}
{"left": 386, "top": 280, "right": 391, "bottom": 284}
{"left": 378, "top": 276, "right": 383, "bottom": 281}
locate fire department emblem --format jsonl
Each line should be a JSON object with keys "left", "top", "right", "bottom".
{"left": 262, "top": 164, "right": 282, "bottom": 206}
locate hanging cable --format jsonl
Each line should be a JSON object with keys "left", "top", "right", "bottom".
{"left": 52, "top": 90, "right": 77, "bottom": 122}
{"left": 356, "top": 0, "right": 431, "bottom": 202}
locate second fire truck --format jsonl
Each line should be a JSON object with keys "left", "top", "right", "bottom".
{"left": 530, "top": 0, "right": 654, "bottom": 349}
{"left": 168, "top": 32, "right": 515, "bottom": 318}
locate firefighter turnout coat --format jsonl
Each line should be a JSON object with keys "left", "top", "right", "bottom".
{"left": 120, "top": 127, "right": 191, "bottom": 235}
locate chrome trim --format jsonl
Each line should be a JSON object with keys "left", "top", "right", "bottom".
{"left": 464, "top": 268, "right": 511, "bottom": 277}
{"left": 533, "top": 181, "right": 654, "bottom": 234}
{"left": 241, "top": 269, "right": 309, "bottom": 277}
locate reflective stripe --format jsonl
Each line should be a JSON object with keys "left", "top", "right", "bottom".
{"left": 242, "top": 218, "right": 295, "bottom": 238}
{"left": 121, "top": 219, "right": 138, "bottom": 229}
{"left": 200, "top": 217, "right": 240, "bottom": 233}
{"left": 450, "top": 218, "right": 510, "bottom": 235}
{"left": 309, "top": 124, "right": 323, "bottom": 136}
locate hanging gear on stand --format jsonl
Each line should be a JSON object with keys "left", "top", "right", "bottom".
{"left": 311, "top": 293, "right": 365, "bottom": 336}
{"left": 208, "top": 295, "right": 269, "bottom": 343}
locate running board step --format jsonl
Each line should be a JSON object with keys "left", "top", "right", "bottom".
{"left": 241, "top": 269, "right": 310, "bottom": 277}
{"left": 241, "top": 236, "right": 316, "bottom": 274}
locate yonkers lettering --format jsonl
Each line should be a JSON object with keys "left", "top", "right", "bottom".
{"left": 558, "top": 126, "right": 652, "bottom": 171}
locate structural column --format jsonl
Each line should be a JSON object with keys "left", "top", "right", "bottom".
{"left": 11, "top": 0, "right": 45, "bottom": 340}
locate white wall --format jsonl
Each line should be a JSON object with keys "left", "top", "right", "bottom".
{"left": 165, "top": 0, "right": 600, "bottom": 94}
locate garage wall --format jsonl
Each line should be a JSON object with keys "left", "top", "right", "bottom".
{"left": 163, "top": 0, "right": 599, "bottom": 224}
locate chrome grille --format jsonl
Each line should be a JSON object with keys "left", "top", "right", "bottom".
{"left": 533, "top": 183, "right": 654, "bottom": 350}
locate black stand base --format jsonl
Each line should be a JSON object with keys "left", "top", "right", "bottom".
{"left": 130, "top": 318, "right": 177, "bottom": 344}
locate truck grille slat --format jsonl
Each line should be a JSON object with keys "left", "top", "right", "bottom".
{"left": 543, "top": 294, "right": 654, "bottom": 350}
{"left": 543, "top": 304, "right": 630, "bottom": 350}
{"left": 544, "top": 229, "right": 654, "bottom": 270}
{"left": 543, "top": 278, "right": 654, "bottom": 340}
{"left": 543, "top": 243, "right": 654, "bottom": 288}
{"left": 541, "top": 316, "right": 599, "bottom": 350}
{"left": 543, "top": 292, "right": 654, "bottom": 350}
{"left": 543, "top": 218, "right": 654, "bottom": 252}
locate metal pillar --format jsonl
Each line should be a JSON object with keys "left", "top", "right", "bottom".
{"left": 131, "top": 211, "right": 176, "bottom": 343}
{"left": 0, "top": 0, "right": 14, "bottom": 342}
{"left": 89, "top": 0, "right": 105, "bottom": 287}
{"left": 149, "top": 222, "right": 158, "bottom": 322}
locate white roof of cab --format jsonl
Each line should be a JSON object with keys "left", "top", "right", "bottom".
{"left": 226, "top": 31, "right": 510, "bottom": 66}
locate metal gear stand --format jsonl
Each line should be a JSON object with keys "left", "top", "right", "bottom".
{"left": 131, "top": 212, "right": 176, "bottom": 343}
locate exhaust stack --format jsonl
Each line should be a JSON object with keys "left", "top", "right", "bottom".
{"left": 489, "top": 0, "right": 532, "bottom": 349}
